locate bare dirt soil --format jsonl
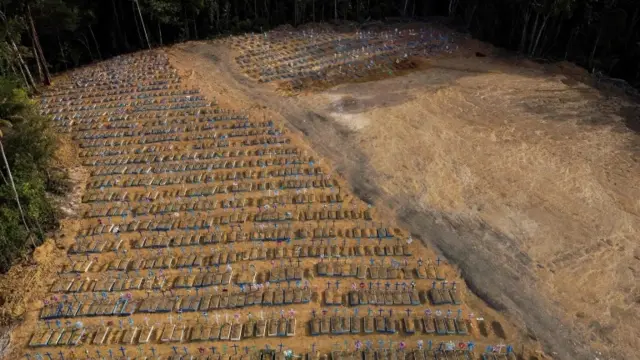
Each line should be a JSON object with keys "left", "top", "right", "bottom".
{"left": 168, "top": 35, "right": 640, "bottom": 360}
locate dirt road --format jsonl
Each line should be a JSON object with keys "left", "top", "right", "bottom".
{"left": 168, "top": 41, "right": 640, "bottom": 360}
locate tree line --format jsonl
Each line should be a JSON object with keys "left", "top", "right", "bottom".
{"left": 0, "top": 0, "right": 638, "bottom": 88}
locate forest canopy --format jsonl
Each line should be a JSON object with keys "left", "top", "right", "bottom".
{"left": 0, "top": 0, "right": 638, "bottom": 89}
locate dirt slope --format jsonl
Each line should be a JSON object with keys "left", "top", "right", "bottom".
{"left": 168, "top": 41, "right": 640, "bottom": 360}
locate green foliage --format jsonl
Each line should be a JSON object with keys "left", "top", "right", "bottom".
{"left": 0, "top": 78, "right": 31, "bottom": 118}
{"left": 0, "top": 77, "right": 59, "bottom": 272}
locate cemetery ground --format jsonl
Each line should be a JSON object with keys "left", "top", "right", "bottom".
{"left": 0, "top": 22, "right": 637, "bottom": 360}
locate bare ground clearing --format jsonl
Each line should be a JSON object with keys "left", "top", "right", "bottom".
{"left": 168, "top": 39, "right": 640, "bottom": 360}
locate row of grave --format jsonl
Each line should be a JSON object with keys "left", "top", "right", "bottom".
{"left": 83, "top": 176, "right": 336, "bottom": 193}
{"left": 65, "top": 246, "right": 416, "bottom": 270}
{"left": 344, "top": 288, "right": 460, "bottom": 307}
{"left": 164, "top": 348, "right": 506, "bottom": 360}
{"left": 63, "top": 256, "right": 421, "bottom": 279}
{"left": 248, "top": 57, "right": 400, "bottom": 83}
{"left": 309, "top": 314, "right": 468, "bottom": 337}
{"left": 78, "top": 220, "right": 394, "bottom": 237}
{"left": 77, "top": 222, "right": 397, "bottom": 240}
{"left": 40, "top": 95, "right": 206, "bottom": 112}
{"left": 54, "top": 106, "right": 228, "bottom": 124}
{"left": 60, "top": 261, "right": 431, "bottom": 293}
{"left": 42, "top": 83, "right": 184, "bottom": 101}
{"left": 53, "top": 109, "right": 241, "bottom": 127}
{"left": 82, "top": 188, "right": 344, "bottom": 208}
{"left": 41, "top": 100, "right": 212, "bottom": 116}
{"left": 83, "top": 142, "right": 294, "bottom": 159}
{"left": 73, "top": 121, "right": 262, "bottom": 141}
{"left": 82, "top": 141, "right": 290, "bottom": 164}
{"left": 43, "top": 93, "right": 204, "bottom": 107}
{"left": 25, "top": 347, "right": 506, "bottom": 360}
{"left": 232, "top": 30, "right": 449, "bottom": 58}
{"left": 64, "top": 114, "right": 256, "bottom": 130}
{"left": 68, "top": 241, "right": 413, "bottom": 261}
{"left": 40, "top": 88, "right": 199, "bottom": 106}
{"left": 80, "top": 186, "right": 338, "bottom": 204}
{"left": 39, "top": 287, "right": 462, "bottom": 322}
{"left": 83, "top": 208, "right": 373, "bottom": 226}
{"left": 30, "top": 312, "right": 481, "bottom": 350}
{"left": 87, "top": 186, "right": 333, "bottom": 204}
{"left": 52, "top": 74, "right": 180, "bottom": 92}
{"left": 87, "top": 167, "right": 322, "bottom": 184}
{"left": 82, "top": 193, "right": 346, "bottom": 216}
{"left": 40, "top": 290, "right": 314, "bottom": 320}
{"left": 86, "top": 158, "right": 318, "bottom": 177}
{"left": 64, "top": 61, "right": 176, "bottom": 82}
{"left": 72, "top": 120, "right": 277, "bottom": 141}
{"left": 82, "top": 148, "right": 304, "bottom": 167}
{"left": 69, "top": 116, "right": 275, "bottom": 136}
{"left": 51, "top": 264, "right": 433, "bottom": 293}
{"left": 30, "top": 318, "right": 296, "bottom": 347}
{"left": 233, "top": 29, "right": 433, "bottom": 58}
{"left": 80, "top": 146, "right": 298, "bottom": 163}
{"left": 78, "top": 128, "right": 284, "bottom": 148}
{"left": 74, "top": 230, "right": 397, "bottom": 249}
{"left": 61, "top": 114, "right": 256, "bottom": 132}
{"left": 323, "top": 288, "right": 422, "bottom": 307}
{"left": 44, "top": 77, "right": 181, "bottom": 98}
{"left": 53, "top": 108, "right": 236, "bottom": 125}
{"left": 235, "top": 55, "right": 403, "bottom": 82}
